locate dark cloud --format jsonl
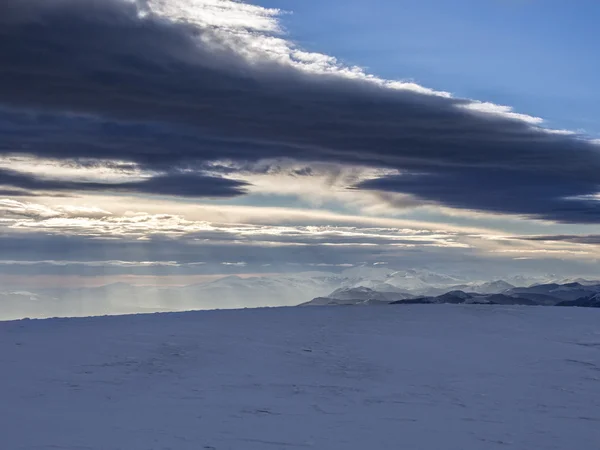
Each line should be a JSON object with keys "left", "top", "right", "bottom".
{"left": 0, "top": 0, "right": 599, "bottom": 221}
{"left": 520, "top": 235, "right": 600, "bottom": 245}
{"left": 0, "top": 188, "right": 47, "bottom": 197}
{"left": 0, "top": 168, "right": 247, "bottom": 197}
{"left": 358, "top": 169, "right": 600, "bottom": 222}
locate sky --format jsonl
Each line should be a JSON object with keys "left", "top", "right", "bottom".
{"left": 256, "top": 0, "right": 600, "bottom": 137}
{"left": 0, "top": 0, "right": 599, "bottom": 289}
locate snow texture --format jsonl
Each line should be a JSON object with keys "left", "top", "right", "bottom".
{"left": 2, "top": 305, "right": 600, "bottom": 449}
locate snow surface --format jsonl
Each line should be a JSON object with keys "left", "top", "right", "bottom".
{"left": 2, "top": 305, "right": 600, "bottom": 449}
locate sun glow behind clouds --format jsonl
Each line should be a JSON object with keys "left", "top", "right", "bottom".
{"left": 145, "top": 0, "right": 282, "bottom": 33}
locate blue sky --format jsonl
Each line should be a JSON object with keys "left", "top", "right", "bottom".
{"left": 257, "top": 0, "right": 600, "bottom": 136}
{"left": 0, "top": 0, "right": 599, "bottom": 291}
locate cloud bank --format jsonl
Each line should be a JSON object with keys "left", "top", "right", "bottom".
{"left": 0, "top": 197, "right": 597, "bottom": 282}
{"left": 0, "top": 0, "right": 599, "bottom": 222}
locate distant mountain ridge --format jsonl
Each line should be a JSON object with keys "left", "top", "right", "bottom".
{"left": 299, "top": 287, "right": 414, "bottom": 306}
{"left": 2, "top": 264, "right": 600, "bottom": 320}
{"left": 302, "top": 277, "right": 600, "bottom": 309}
{"left": 556, "top": 293, "right": 600, "bottom": 308}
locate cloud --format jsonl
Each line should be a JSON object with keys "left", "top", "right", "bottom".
{"left": 0, "top": 198, "right": 467, "bottom": 247}
{"left": 0, "top": 167, "right": 247, "bottom": 197}
{"left": 0, "top": 0, "right": 599, "bottom": 221}
{"left": 0, "top": 196, "right": 597, "bottom": 281}
{"left": 0, "top": 197, "right": 494, "bottom": 276}
{"left": 358, "top": 168, "right": 600, "bottom": 223}
{"left": 0, "top": 155, "right": 145, "bottom": 182}
{"left": 0, "top": 230, "right": 595, "bottom": 280}
{"left": 519, "top": 234, "right": 600, "bottom": 245}
{"left": 0, "top": 259, "right": 196, "bottom": 267}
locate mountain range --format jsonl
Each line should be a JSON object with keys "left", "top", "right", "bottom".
{"left": 1, "top": 265, "right": 599, "bottom": 320}
{"left": 303, "top": 278, "right": 600, "bottom": 308}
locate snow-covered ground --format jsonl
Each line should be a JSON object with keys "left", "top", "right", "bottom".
{"left": 2, "top": 305, "right": 600, "bottom": 449}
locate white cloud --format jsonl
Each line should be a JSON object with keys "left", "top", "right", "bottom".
{"left": 458, "top": 101, "right": 543, "bottom": 124}
{"left": 0, "top": 156, "right": 149, "bottom": 184}
{"left": 223, "top": 160, "right": 416, "bottom": 210}
{"left": 0, "top": 198, "right": 483, "bottom": 252}
{"left": 0, "top": 199, "right": 112, "bottom": 220}
{"left": 145, "top": 0, "right": 282, "bottom": 33}
{"left": 2, "top": 196, "right": 597, "bottom": 262}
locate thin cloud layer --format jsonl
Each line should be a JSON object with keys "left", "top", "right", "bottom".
{"left": 0, "top": 198, "right": 465, "bottom": 246}
{"left": 0, "top": 0, "right": 599, "bottom": 220}
{"left": 0, "top": 197, "right": 597, "bottom": 281}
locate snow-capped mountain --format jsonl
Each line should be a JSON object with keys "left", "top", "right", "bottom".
{"left": 468, "top": 280, "right": 515, "bottom": 294}
{"left": 550, "top": 277, "right": 600, "bottom": 286}
{"left": 179, "top": 272, "right": 343, "bottom": 308}
{"left": 300, "top": 286, "right": 414, "bottom": 306}
{"left": 339, "top": 265, "right": 396, "bottom": 281}
{"left": 504, "top": 274, "right": 556, "bottom": 287}
{"left": 341, "top": 266, "right": 467, "bottom": 293}
{"left": 419, "top": 280, "right": 516, "bottom": 297}
{"left": 305, "top": 280, "right": 600, "bottom": 309}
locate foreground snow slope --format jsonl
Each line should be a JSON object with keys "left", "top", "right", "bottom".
{"left": 2, "top": 305, "right": 600, "bottom": 450}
